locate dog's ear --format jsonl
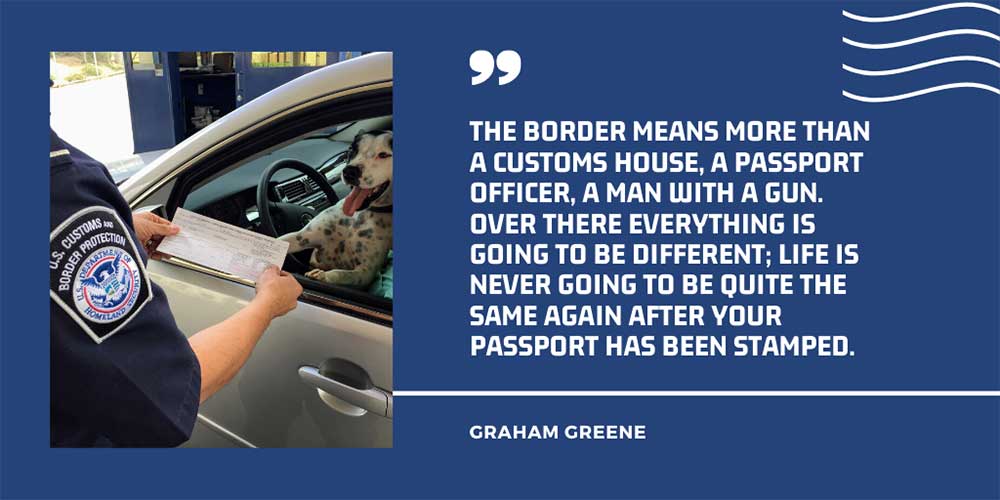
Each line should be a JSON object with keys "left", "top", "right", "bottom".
{"left": 348, "top": 130, "right": 365, "bottom": 157}
{"left": 367, "top": 130, "right": 392, "bottom": 150}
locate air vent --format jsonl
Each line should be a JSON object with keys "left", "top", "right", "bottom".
{"left": 312, "top": 198, "right": 331, "bottom": 212}
{"left": 276, "top": 179, "right": 307, "bottom": 201}
{"left": 304, "top": 178, "right": 321, "bottom": 191}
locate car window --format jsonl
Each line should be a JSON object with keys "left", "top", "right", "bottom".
{"left": 177, "top": 114, "right": 394, "bottom": 305}
{"left": 183, "top": 135, "right": 349, "bottom": 220}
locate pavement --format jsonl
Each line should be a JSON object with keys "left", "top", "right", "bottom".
{"left": 104, "top": 148, "right": 169, "bottom": 183}
{"left": 51, "top": 74, "right": 167, "bottom": 182}
{"left": 50, "top": 74, "right": 134, "bottom": 164}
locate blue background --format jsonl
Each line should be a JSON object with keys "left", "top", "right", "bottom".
{"left": 2, "top": 1, "right": 999, "bottom": 498}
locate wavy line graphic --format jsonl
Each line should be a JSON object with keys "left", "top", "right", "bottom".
{"left": 843, "top": 55, "right": 1000, "bottom": 75}
{"left": 843, "top": 29, "right": 1000, "bottom": 49}
{"left": 844, "top": 2, "right": 1000, "bottom": 23}
{"left": 843, "top": 82, "right": 1000, "bottom": 102}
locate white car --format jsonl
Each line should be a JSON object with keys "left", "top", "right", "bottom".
{"left": 119, "top": 52, "right": 393, "bottom": 448}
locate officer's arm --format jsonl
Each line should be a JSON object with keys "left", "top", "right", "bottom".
{"left": 49, "top": 131, "right": 302, "bottom": 446}
{"left": 188, "top": 266, "right": 302, "bottom": 402}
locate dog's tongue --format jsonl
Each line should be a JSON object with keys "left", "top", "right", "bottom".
{"left": 343, "top": 186, "right": 373, "bottom": 217}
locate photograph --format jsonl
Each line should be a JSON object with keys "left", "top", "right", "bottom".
{"left": 49, "top": 51, "right": 393, "bottom": 448}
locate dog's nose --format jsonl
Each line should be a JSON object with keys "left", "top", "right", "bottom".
{"left": 343, "top": 165, "right": 360, "bottom": 183}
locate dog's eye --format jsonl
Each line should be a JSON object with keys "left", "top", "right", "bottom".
{"left": 378, "top": 152, "right": 392, "bottom": 159}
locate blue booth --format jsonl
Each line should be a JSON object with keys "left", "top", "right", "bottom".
{"left": 123, "top": 51, "right": 361, "bottom": 153}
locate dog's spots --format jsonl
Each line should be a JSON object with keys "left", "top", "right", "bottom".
{"left": 300, "top": 134, "right": 391, "bottom": 288}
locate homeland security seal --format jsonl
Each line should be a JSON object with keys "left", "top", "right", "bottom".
{"left": 50, "top": 206, "right": 153, "bottom": 343}
{"left": 73, "top": 246, "right": 141, "bottom": 324}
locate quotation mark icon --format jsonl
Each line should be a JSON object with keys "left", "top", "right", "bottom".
{"left": 470, "top": 50, "right": 521, "bottom": 86}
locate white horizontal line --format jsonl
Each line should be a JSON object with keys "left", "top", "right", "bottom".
{"left": 843, "top": 2, "right": 1000, "bottom": 23}
{"left": 843, "top": 55, "right": 1000, "bottom": 76}
{"left": 843, "top": 29, "right": 1000, "bottom": 49}
{"left": 843, "top": 82, "right": 1000, "bottom": 102}
{"left": 394, "top": 391, "right": 1000, "bottom": 397}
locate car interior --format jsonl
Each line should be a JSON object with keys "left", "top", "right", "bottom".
{"left": 178, "top": 115, "right": 393, "bottom": 318}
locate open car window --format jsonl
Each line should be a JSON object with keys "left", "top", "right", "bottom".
{"left": 166, "top": 104, "right": 394, "bottom": 323}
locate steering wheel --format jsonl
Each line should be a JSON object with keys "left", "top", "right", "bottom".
{"left": 257, "top": 158, "right": 339, "bottom": 269}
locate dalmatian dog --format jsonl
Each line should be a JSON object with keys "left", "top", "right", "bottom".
{"left": 279, "top": 130, "right": 392, "bottom": 287}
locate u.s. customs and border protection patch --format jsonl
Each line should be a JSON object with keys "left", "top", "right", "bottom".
{"left": 50, "top": 206, "right": 153, "bottom": 343}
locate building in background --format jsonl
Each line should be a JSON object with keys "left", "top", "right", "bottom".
{"left": 124, "top": 51, "right": 361, "bottom": 153}
{"left": 51, "top": 51, "right": 362, "bottom": 181}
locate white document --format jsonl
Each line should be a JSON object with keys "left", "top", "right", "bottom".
{"left": 157, "top": 208, "right": 290, "bottom": 283}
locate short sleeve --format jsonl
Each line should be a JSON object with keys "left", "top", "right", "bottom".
{"left": 50, "top": 132, "right": 201, "bottom": 447}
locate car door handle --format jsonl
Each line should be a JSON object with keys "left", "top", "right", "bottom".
{"left": 299, "top": 362, "right": 392, "bottom": 419}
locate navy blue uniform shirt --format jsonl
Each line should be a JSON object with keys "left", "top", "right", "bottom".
{"left": 49, "top": 130, "right": 201, "bottom": 447}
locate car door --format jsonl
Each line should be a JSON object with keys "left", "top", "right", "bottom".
{"left": 150, "top": 261, "right": 391, "bottom": 448}
{"left": 131, "top": 85, "right": 393, "bottom": 448}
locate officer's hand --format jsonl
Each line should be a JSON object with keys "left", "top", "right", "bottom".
{"left": 254, "top": 266, "right": 302, "bottom": 319}
{"left": 132, "top": 211, "right": 180, "bottom": 258}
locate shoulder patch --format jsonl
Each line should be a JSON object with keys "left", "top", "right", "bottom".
{"left": 50, "top": 206, "right": 153, "bottom": 344}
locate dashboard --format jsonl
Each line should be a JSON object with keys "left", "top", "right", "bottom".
{"left": 180, "top": 116, "right": 391, "bottom": 232}
{"left": 183, "top": 136, "right": 352, "bottom": 231}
